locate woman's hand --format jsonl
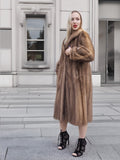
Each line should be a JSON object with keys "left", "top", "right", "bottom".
{"left": 65, "top": 47, "right": 72, "bottom": 56}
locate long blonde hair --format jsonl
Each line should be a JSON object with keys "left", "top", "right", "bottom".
{"left": 64, "top": 11, "right": 83, "bottom": 44}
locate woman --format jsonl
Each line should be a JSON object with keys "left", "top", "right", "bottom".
{"left": 54, "top": 10, "right": 94, "bottom": 157}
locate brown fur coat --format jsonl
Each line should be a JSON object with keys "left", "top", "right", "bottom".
{"left": 53, "top": 29, "right": 95, "bottom": 126}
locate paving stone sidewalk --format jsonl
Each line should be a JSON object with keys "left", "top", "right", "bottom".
{"left": 0, "top": 133, "right": 120, "bottom": 160}
{"left": 0, "top": 86, "right": 120, "bottom": 160}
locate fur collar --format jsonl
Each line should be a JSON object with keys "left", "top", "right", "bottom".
{"left": 64, "top": 28, "right": 83, "bottom": 49}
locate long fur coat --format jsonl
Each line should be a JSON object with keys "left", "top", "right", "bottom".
{"left": 53, "top": 29, "right": 95, "bottom": 126}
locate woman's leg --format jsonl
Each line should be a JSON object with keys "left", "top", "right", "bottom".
{"left": 58, "top": 121, "right": 69, "bottom": 150}
{"left": 79, "top": 124, "right": 87, "bottom": 138}
{"left": 60, "top": 121, "right": 68, "bottom": 132}
{"left": 72, "top": 124, "right": 88, "bottom": 157}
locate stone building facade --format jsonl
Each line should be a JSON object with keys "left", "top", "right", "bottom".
{"left": 0, "top": 0, "right": 120, "bottom": 87}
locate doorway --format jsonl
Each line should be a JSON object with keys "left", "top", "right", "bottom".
{"left": 99, "top": 20, "right": 120, "bottom": 84}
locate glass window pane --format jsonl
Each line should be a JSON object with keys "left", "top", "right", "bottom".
{"left": 99, "top": 20, "right": 120, "bottom": 84}
{"left": 26, "top": 14, "right": 45, "bottom": 62}
{"left": 27, "top": 41, "right": 44, "bottom": 50}
{"left": 27, "top": 51, "right": 44, "bottom": 61}
{"left": 26, "top": 14, "right": 45, "bottom": 29}
{"left": 107, "top": 21, "right": 120, "bottom": 83}
{"left": 99, "top": 21, "right": 107, "bottom": 83}
{"left": 113, "top": 21, "right": 120, "bottom": 82}
{"left": 27, "top": 30, "right": 44, "bottom": 39}
{"left": 107, "top": 21, "right": 114, "bottom": 82}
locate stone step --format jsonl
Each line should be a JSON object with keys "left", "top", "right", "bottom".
{"left": 0, "top": 105, "right": 119, "bottom": 116}
{"left": 1, "top": 92, "right": 120, "bottom": 96}
{"left": 0, "top": 117, "right": 55, "bottom": 125}
{"left": 0, "top": 103, "right": 119, "bottom": 109}
{"left": 0, "top": 104, "right": 54, "bottom": 108}
{"left": 0, "top": 116, "right": 119, "bottom": 126}
{"left": 0, "top": 115, "right": 120, "bottom": 129}
{"left": 0, "top": 88, "right": 56, "bottom": 94}
{"left": 0, "top": 105, "right": 120, "bottom": 120}
{"left": 0, "top": 86, "right": 120, "bottom": 130}
{"left": 0, "top": 99, "right": 55, "bottom": 105}
{"left": 0, "top": 107, "right": 54, "bottom": 117}
{"left": 0, "top": 95, "right": 55, "bottom": 99}
{"left": 0, "top": 121, "right": 120, "bottom": 138}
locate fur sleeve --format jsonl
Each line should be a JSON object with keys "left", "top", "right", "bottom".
{"left": 69, "top": 31, "right": 95, "bottom": 62}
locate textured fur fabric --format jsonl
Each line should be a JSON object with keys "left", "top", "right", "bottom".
{"left": 53, "top": 29, "right": 95, "bottom": 126}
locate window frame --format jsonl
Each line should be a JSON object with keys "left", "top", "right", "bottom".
{"left": 26, "top": 14, "right": 47, "bottom": 64}
{"left": 19, "top": 7, "right": 52, "bottom": 69}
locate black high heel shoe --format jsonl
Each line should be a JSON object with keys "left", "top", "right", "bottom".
{"left": 72, "top": 138, "right": 87, "bottom": 157}
{"left": 57, "top": 130, "right": 69, "bottom": 150}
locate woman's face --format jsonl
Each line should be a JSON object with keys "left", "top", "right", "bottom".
{"left": 71, "top": 12, "right": 81, "bottom": 31}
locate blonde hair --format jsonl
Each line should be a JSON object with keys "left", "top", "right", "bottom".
{"left": 64, "top": 11, "right": 82, "bottom": 44}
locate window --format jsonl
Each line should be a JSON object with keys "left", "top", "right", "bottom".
{"left": 20, "top": 5, "right": 53, "bottom": 69}
{"left": 26, "top": 14, "right": 46, "bottom": 65}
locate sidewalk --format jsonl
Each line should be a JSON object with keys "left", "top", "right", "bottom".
{"left": 0, "top": 86, "right": 120, "bottom": 160}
